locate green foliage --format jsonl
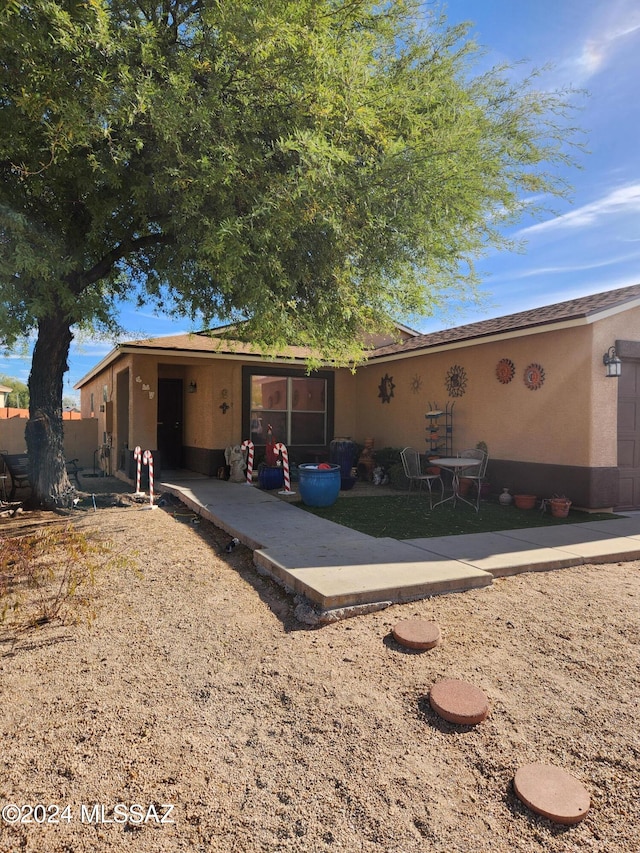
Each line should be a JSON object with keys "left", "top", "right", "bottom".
{"left": 387, "top": 462, "right": 409, "bottom": 491}
{"left": 0, "top": 373, "right": 29, "bottom": 408}
{"left": 0, "top": 1, "right": 583, "bottom": 500}
{"left": 298, "top": 495, "right": 618, "bottom": 540}
{"left": 0, "top": 0, "right": 582, "bottom": 363}
{"left": 373, "top": 446, "right": 403, "bottom": 472}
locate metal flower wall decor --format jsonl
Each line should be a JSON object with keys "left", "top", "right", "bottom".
{"left": 524, "top": 363, "right": 545, "bottom": 390}
{"left": 496, "top": 358, "right": 515, "bottom": 384}
{"left": 445, "top": 364, "right": 468, "bottom": 397}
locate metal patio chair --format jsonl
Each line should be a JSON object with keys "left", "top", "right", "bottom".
{"left": 457, "top": 448, "right": 489, "bottom": 512}
{"left": 400, "top": 447, "right": 444, "bottom": 510}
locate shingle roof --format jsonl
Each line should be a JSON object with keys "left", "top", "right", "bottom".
{"left": 124, "top": 332, "right": 313, "bottom": 360}
{"left": 368, "top": 284, "right": 640, "bottom": 360}
{"left": 76, "top": 284, "right": 640, "bottom": 388}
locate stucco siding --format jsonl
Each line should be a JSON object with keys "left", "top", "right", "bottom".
{"left": 333, "top": 369, "right": 358, "bottom": 440}
{"left": 352, "top": 325, "right": 601, "bottom": 466}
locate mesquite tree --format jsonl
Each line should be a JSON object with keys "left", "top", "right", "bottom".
{"left": 0, "top": 0, "right": 579, "bottom": 505}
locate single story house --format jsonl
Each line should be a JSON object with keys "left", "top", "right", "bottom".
{"left": 75, "top": 283, "right": 640, "bottom": 511}
{"left": 0, "top": 384, "right": 12, "bottom": 408}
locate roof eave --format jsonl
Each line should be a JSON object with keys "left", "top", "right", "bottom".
{"left": 74, "top": 342, "right": 323, "bottom": 388}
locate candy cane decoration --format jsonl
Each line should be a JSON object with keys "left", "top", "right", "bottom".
{"left": 241, "top": 440, "right": 254, "bottom": 485}
{"left": 133, "top": 446, "right": 144, "bottom": 495}
{"left": 143, "top": 449, "right": 157, "bottom": 509}
{"left": 274, "top": 442, "right": 295, "bottom": 495}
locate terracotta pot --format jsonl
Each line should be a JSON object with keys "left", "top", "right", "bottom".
{"left": 426, "top": 455, "right": 441, "bottom": 475}
{"left": 514, "top": 494, "right": 537, "bottom": 510}
{"left": 458, "top": 478, "right": 473, "bottom": 496}
{"left": 550, "top": 498, "right": 572, "bottom": 518}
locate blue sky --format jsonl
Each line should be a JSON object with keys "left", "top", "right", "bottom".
{"left": 2, "top": 0, "right": 639, "bottom": 400}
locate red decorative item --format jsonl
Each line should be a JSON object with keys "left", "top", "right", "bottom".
{"left": 524, "top": 363, "right": 545, "bottom": 390}
{"left": 318, "top": 462, "right": 332, "bottom": 469}
{"left": 496, "top": 358, "right": 515, "bottom": 384}
{"left": 265, "top": 424, "right": 279, "bottom": 466}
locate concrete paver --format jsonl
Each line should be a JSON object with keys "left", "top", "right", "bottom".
{"left": 159, "top": 475, "right": 640, "bottom": 617}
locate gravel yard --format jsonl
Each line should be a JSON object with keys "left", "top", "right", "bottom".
{"left": 0, "top": 477, "right": 638, "bottom": 852}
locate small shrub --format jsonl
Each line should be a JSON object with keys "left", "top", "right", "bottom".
{"left": 374, "top": 447, "right": 403, "bottom": 471}
{"left": 0, "top": 524, "right": 126, "bottom": 629}
{"left": 387, "top": 462, "right": 409, "bottom": 490}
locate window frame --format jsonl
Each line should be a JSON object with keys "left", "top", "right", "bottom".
{"left": 242, "top": 365, "right": 335, "bottom": 456}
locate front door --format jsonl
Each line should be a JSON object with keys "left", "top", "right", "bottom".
{"left": 157, "top": 378, "right": 183, "bottom": 470}
{"left": 617, "top": 359, "right": 640, "bottom": 509}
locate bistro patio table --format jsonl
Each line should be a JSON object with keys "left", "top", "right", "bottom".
{"left": 431, "top": 457, "right": 482, "bottom": 510}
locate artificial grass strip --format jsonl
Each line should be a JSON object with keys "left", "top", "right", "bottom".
{"left": 295, "top": 494, "right": 621, "bottom": 540}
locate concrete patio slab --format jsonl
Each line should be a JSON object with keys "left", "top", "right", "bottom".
{"left": 406, "top": 532, "right": 582, "bottom": 576}
{"left": 497, "top": 525, "right": 640, "bottom": 563}
{"left": 157, "top": 474, "right": 640, "bottom": 617}
{"left": 160, "top": 477, "right": 370, "bottom": 550}
{"left": 577, "top": 515, "right": 640, "bottom": 538}
{"left": 254, "top": 538, "right": 492, "bottom": 609}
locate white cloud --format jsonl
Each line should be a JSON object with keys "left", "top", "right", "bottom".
{"left": 504, "top": 250, "right": 640, "bottom": 280}
{"left": 516, "top": 183, "right": 640, "bottom": 238}
{"left": 564, "top": 2, "right": 640, "bottom": 83}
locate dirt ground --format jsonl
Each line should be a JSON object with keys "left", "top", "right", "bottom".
{"left": 0, "top": 475, "right": 638, "bottom": 852}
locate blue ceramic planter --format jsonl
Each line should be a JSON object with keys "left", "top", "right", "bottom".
{"left": 258, "top": 465, "right": 284, "bottom": 490}
{"left": 298, "top": 463, "right": 341, "bottom": 507}
{"left": 330, "top": 438, "right": 357, "bottom": 488}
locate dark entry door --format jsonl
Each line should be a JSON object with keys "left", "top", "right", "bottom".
{"left": 617, "top": 360, "right": 640, "bottom": 509}
{"left": 157, "top": 379, "right": 183, "bottom": 469}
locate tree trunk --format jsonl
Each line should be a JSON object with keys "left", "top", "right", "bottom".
{"left": 25, "top": 311, "right": 73, "bottom": 507}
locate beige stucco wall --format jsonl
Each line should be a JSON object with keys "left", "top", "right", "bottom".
{"left": 80, "top": 353, "right": 346, "bottom": 462}
{"left": 351, "top": 317, "right": 624, "bottom": 468}
{"left": 333, "top": 369, "right": 358, "bottom": 440}
{"left": 0, "top": 417, "right": 98, "bottom": 468}
{"left": 78, "top": 304, "right": 640, "bottom": 473}
{"left": 161, "top": 358, "right": 244, "bottom": 450}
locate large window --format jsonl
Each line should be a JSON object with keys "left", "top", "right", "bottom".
{"left": 245, "top": 369, "right": 332, "bottom": 447}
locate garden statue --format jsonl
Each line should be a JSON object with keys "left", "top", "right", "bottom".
{"left": 225, "top": 444, "right": 247, "bottom": 483}
{"left": 373, "top": 466, "right": 389, "bottom": 486}
{"left": 357, "top": 438, "right": 376, "bottom": 481}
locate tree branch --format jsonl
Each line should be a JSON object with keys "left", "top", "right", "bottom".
{"left": 74, "top": 232, "right": 175, "bottom": 292}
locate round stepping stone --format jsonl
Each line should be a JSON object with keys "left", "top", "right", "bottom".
{"left": 513, "top": 764, "right": 590, "bottom": 825}
{"left": 429, "top": 678, "right": 489, "bottom": 725}
{"left": 392, "top": 619, "right": 441, "bottom": 650}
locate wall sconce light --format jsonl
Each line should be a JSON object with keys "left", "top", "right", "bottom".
{"left": 603, "top": 346, "right": 622, "bottom": 378}
{"left": 188, "top": 381, "right": 197, "bottom": 393}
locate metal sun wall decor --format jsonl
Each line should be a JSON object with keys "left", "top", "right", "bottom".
{"left": 445, "top": 364, "right": 468, "bottom": 397}
{"left": 496, "top": 358, "right": 515, "bottom": 384}
{"left": 378, "top": 373, "right": 395, "bottom": 403}
{"left": 410, "top": 374, "right": 423, "bottom": 394}
{"left": 524, "top": 363, "right": 546, "bottom": 390}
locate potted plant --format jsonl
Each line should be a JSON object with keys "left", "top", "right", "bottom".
{"left": 548, "top": 494, "right": 572, "bottom": 518}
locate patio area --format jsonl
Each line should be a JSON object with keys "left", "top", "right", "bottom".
{"left": 157, "top": 472, "right": 640, "bottom": 622}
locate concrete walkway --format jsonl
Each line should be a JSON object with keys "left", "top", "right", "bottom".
{"left": 158, "top": 473, "right": 640, "bottom": 619}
